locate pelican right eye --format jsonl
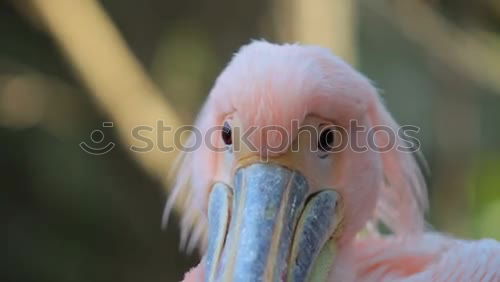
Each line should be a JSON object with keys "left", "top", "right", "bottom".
{"left": 222, "top": 121, "right": 232, "bottom": 145}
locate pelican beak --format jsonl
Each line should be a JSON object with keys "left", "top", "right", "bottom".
{"left": 205, "top": 163, "right": 342, "bottom": 282}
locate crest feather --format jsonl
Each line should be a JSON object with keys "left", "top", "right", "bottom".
{"left": 366, "top": 98, "right": 428, "bottom": 235}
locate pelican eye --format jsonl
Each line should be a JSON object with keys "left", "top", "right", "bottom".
{"left": 318, "top": 127, "right": 335, "bottom": 152}
{"left": 222, "top": 121, "right": 232, "bottom": 145}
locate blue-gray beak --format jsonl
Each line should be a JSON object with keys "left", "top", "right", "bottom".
{"left": 205, "top": 163, "right": 341, "bottom": 282}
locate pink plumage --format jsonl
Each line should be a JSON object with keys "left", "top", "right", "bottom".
{"left": 168, "top": 41, "right": 500, "bottom": 281}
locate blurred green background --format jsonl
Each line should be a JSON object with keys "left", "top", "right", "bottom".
{"left": 2, "top": 0, "right": 500, "bottom": 281}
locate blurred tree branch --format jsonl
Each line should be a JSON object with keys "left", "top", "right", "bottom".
{"left": 274, "top": 0, "right": 357, "bottom": 64}
{"left": 18, "top": 0, "right": 182, "bottom": 184}
{"left": 365, "top": 0, "right": 500, "bottom": 94}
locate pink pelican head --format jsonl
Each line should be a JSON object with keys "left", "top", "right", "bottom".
{"left": 165, "top": 41, "right": 427, "bottom": 282}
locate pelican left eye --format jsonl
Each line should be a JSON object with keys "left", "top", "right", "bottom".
{"left": 318, "top": 127, "right": 335, "bottom": 152}
{"left": 222, "top": 121, "right": 232, "bottom": 145}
